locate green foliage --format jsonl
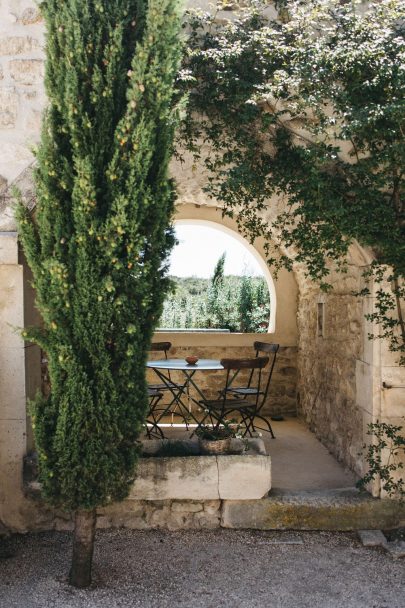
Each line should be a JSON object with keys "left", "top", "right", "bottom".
{"left": 180, "top": 0, "right": 405, "bottom": 359}
{"left": 239, "top": 276, "right": 254, "bottom": 332}
{"left": 159, "top": 258, "right": 270, "bottom": 332}
{"left": 207, "top": 251, "right": 227, "bottom": 321}
{"left": 357, "top": 421, "right": 405, "bottom": 500}
{"left": 212, "top": 251, "right": 226, "bottom": 287}
{"left": 195, "top": 419, "right": 239, "bottom": 440}
{"left": 15, "top": 0, "right": 183, "bottom": 510}
{"left": 144, "top": 440, "right": 197, "bottom": 457}
{"left": 160, "top": 274, "right": 270, "bottom": 331}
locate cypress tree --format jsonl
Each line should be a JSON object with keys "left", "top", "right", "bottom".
{"left": 16, "top": 0, "right": 183, "bottom": 587}
{"left": 212, "top": 252, "right": 226, "bottom": 288}
{"left": 239, "top": 275, "right": 254, "bottom": 333}
{"left": 207, "top": 252, "right": 226, "bottom": 325}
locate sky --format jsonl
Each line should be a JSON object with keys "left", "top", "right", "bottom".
{"left": 168, "top": 225, "right": 263, "bottom": 278}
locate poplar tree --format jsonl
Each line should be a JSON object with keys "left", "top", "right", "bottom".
{"left": 16, "top": 0, "right": 183, "bottom": 588}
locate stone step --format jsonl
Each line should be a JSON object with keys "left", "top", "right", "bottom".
{"left": 221, "top": 488, "right": 405, "bottom": 531}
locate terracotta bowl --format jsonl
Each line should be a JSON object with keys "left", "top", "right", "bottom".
{"left": 185, "top": 355, "right": 199, "bottom": 365}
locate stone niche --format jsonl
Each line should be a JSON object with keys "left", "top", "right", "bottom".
{"left": 129, "top": 438, "right": 271, "bottom": 501}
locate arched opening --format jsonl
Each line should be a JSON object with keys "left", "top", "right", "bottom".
{"left": 160, "top": 219, "right": 276, "bottom": 333}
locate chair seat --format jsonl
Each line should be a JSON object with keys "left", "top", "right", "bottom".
{"left": 199, "top": 354, "right": 277, "bottom": 439}
{"left": 199, "top": 398, "right": 256, "bottom": 411}
{"left": 148, "top": 382, "right": 182, "bottom": 391}
{"left": 226, "top": 387, "right": 263, "bottom": 396}
{"left": 148, "top": 388, "right": 163, "bottom": 398}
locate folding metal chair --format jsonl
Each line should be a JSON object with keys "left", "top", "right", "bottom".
{"left": 199, "top": 356, "right": 276, "bottom": 438}
{"left": 146, "top": 387, "right": 165, "bottom": 439}
{"left": 224, "top": 342, "right": 279, "bottom": 401}
{"left": 147, "top": 341, "right": 185, "bottom": 426}
{"left": 148, "top": 342, "right": 182, "bottom": 393}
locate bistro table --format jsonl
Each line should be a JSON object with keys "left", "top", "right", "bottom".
{"left": 146, "top": 359, "right": 225, "bottom": 432}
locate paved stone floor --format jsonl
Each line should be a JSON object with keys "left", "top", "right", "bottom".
{"left": 155, "top": 416, "right": 357, "bottom": 491}
{"left": 1, "top": 529, "right": 404, "bottom": 608}
{"left": 261, "top": 417, "right": 357, "bottom": 491}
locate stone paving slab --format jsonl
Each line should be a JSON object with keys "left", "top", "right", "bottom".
{"left": 358, "top": 529, "right": 387, "bottom": 547}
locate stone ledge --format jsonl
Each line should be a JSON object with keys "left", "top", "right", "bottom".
{"left": 130, "top": 438, "right": 271, "bottom": 501}
{"left": 19, "top": 485, "right": 405, "bottom": 533}
{"left": 221, "top": 488, "right": 405, "bottom": 531}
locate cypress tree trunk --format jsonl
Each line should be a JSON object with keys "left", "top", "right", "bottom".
{"left": 70, "top": 509, "right": 97, "bottom": 588}
{"left": 16, "top": 0, "right": 183, "bottom": 587}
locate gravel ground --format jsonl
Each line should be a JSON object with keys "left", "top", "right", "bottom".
{"left": 0, "top": 529, "right": 404, "bottom": 608}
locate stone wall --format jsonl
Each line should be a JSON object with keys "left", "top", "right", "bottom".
{"left": 297, "top": 263, "right": 364, "bottom": 475}
{"left": 296, "top": 252, "right": 405, "bottom": 488}
{"left": 0, "top": 0, "right": 44, "bottom": 216}
{"left": 97, "top": 499, "right": 221, "bottom": 531}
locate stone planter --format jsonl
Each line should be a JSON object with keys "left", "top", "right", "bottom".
{"left": 198, "top": 436, "right": 232, "bottom": 455}
{"left": 129, "top": 438, "right": 271, "bottom": 501}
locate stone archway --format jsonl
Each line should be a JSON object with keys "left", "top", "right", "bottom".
{"left": 171, "top": 149, "right": 405, "bottom": 496}
{"left": 174, "top": 208, "right": 280, "bottom": 334}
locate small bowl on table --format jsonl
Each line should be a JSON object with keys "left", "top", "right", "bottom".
{"left": 185, "top": 355, "right": 199, "bottom": 365}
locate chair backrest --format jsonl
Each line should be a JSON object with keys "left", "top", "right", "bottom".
{"left": 150, "top": 342, "right": 172, "bottom": 360}
{"left": 240, "top": 343, "right": 279, "bottom": 389}
{"left": 220, "top": 357, "right": 269, "bottom": 370}
{"left": 219, "top": 356, "right": 269, "bottom": 411}
{"left": 149, "top": 342, "right": 172, "bottom": 380}
{"left": 253, "top": 343, "right": 279, "bottom": 412}
{"left": 254, "top": 342, "right": 279, "bottom": 356}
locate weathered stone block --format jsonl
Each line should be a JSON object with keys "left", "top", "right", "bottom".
{"left": 9, "top": 59, "right": 44, "bottom": 85}
{"left": 54, "top": 519, "right": 74, "bottom": 531}
{"left": 203, "top": 500, "right": 221, "bottom": 514}
{"left": 217, "top": 455, "right": 271, "bottom": 500}
{"left": 221, "top": 489, "right": 405, "bottom": 530}
{"left": 148, "top": 503, "right": 171, "bottom": 528}
{"left": 193, "top": 510, "right": 221, "bottom": 529}
{"left": 0, "top": 232, "right": 18, "bottom": 264}
{"left": 0, "top": 37, "right": 39, "bottom": 56}
{"left": 167, "top": 511, "right": 195, "bottom": 531}
{"left": 358, "top": 529, "right": 387, "bottom": 547}
{"left": 130, "top": 449, "right": 271, "bottom": 501}
{"left": 0, "top": 87, "right": 18, "bottom": 128}
{"left": 130, "top": 456, "right": 219, "bottom": 501}
{"left": 98, "top": 500, "right": 149, "bottom": 530}
{"left": 18, "top": 8, "right": 43, "bottom": 25}
{"left": 171, "top": 501, "right": 203, "bottom": 513}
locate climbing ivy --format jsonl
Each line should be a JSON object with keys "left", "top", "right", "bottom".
{"left": 357, "top": 421, "right": 405, "bottom": 500}
{"left": 179, "top": 0, "right": 405, "bottom": 361}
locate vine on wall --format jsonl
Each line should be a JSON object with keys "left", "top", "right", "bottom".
{"left": 179, "top": 0, "right": 405, "bottom": 362}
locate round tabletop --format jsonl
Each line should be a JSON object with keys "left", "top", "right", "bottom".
{"left": 146, "top": 358, "right": 224, "bottom": 371}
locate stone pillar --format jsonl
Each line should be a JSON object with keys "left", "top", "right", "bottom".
{"left": 0, "top": 231, "right": 28, "bottom": 529}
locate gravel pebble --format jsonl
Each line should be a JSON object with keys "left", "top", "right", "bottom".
{"left": 0, "top": 529, "right": 404, "bottom": 608}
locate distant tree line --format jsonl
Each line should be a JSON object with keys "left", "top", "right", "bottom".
{"left": 159, "top": 253, "right": 271, "bottom": 332}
